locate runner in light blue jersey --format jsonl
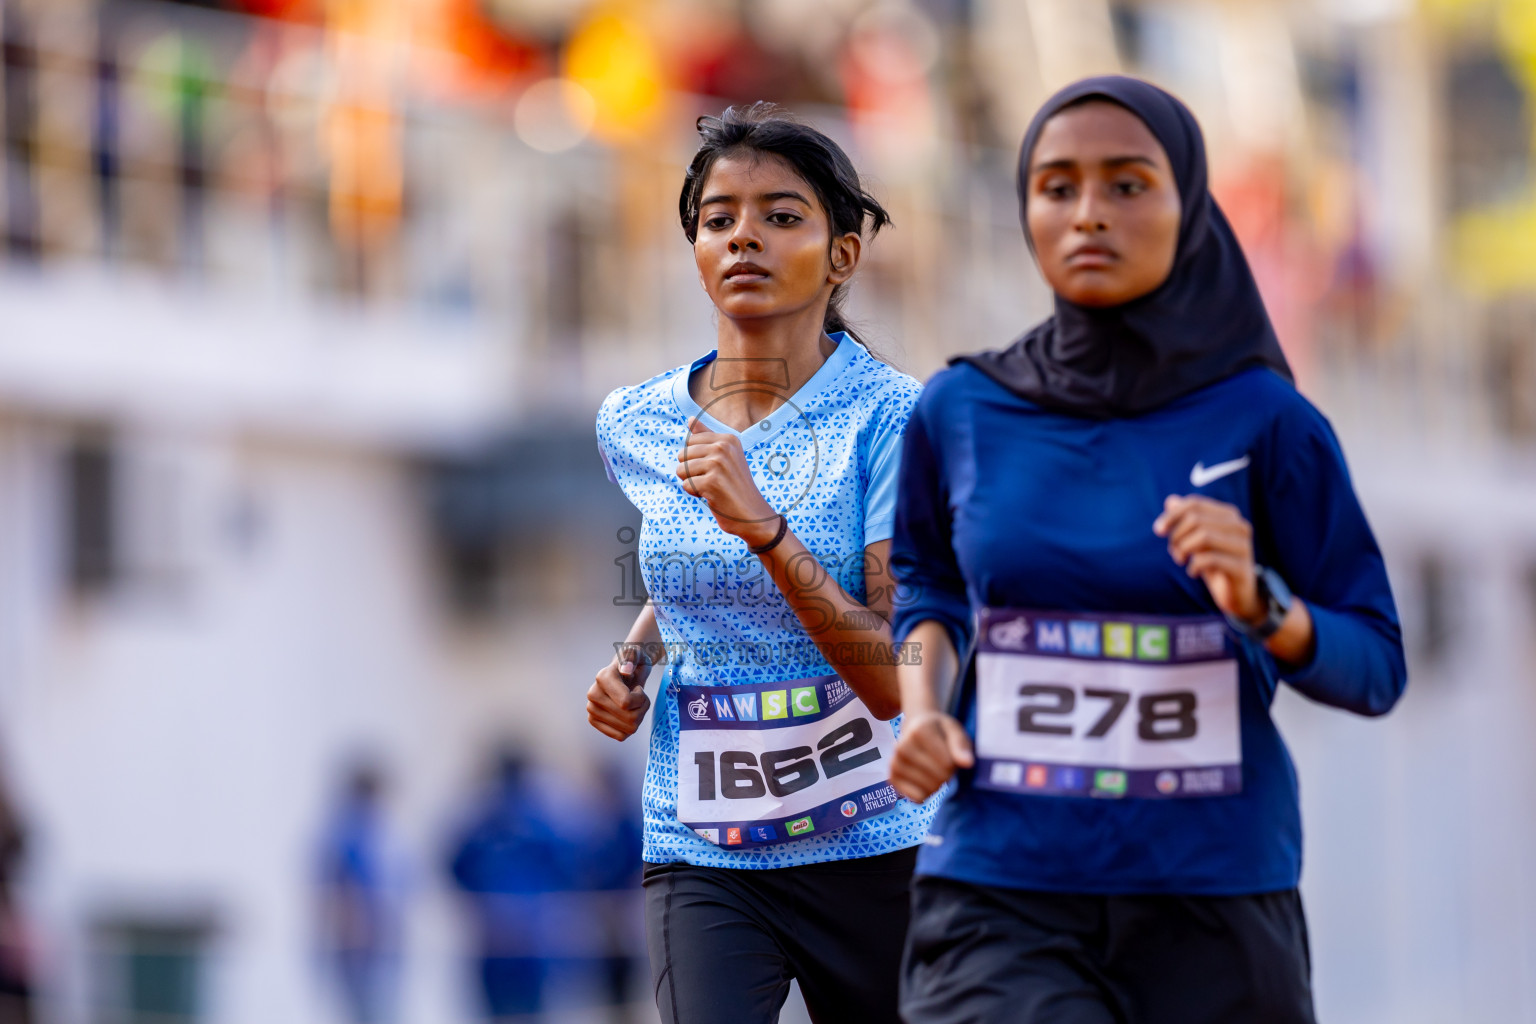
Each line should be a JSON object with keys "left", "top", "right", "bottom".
{"left": 596, "top": 332, "right": 934, "bottom": 867}
{"left": 586, "top": 103, "right": 937, "bottom": 1024}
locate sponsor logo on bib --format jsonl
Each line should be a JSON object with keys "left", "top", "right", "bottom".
{"left": 1103, "top": 623, "right": 1135, "bottom": 659}
{"left": 787, "top": 816, "right": 815, "bottom": 836}
{"left": 840, "top": 800, "right": 858, "bottom": 818}
{"left": 749, "top": 825, "right": 777, "bottom": 842}
{"left": 1036, "top": 620, "right": 1067, "bottom": 652}
{"left": 1068, "top": 621, "right": 1101, "bottom": 656}
{"left": 762, "top": 690, "right": 788, "bottom": 719}
{"left": 1181, "top": 768, "right": 1227, "bottom": 794}
{"left": 725, "top": 828, "right": 743, "bottom": 845}
{"left": 988, "top": 617, "right": 1030, "bottom": 650}
{"left": 1136, "top": 625, "right": 1170, "bottom": 661}
{"left": 1175, "top": 622, "right": 1227, "bottom": 659}
{"left": 695, "top": 828, "right": 719, "bottom": 844}
{"left": 1093, "top": 770, "right": 1128, "bottom": 797}
{"left": 790, "top": 686, "right": 820, "bottom": 716}
{"left": 688, "top": 695, "right": 710, "bottom": 721}
{"left": 1155, "top": 770, "right": 1180, "bottom": 795}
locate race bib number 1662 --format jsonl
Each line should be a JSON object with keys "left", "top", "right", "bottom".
{"left": 676, "top": 675, "right": 902, "bottom": 847}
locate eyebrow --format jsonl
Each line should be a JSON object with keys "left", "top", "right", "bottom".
{"left": 699, "top": 190, "right": 814, "bottom": 207}
{"left": 1031, "top": 155, "right": 1161, "bottom": 174}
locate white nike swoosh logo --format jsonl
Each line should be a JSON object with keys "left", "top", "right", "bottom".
{"left": 1190, "top": 455, "right": 1251, "bottom": 488}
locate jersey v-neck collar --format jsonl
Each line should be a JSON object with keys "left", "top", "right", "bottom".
{"left": 671, "top": 332, "right": 859, "bottom": 454}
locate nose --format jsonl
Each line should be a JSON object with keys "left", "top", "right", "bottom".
{"left": 1072, "top": 189, "right": 1108, "bottom": 234}
{"left": 728, "top": 219, "right": 763, "bottom": 254}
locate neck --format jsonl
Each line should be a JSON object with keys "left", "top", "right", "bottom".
{"left": 693, "top": 302, "right": 839, "bottom": 430}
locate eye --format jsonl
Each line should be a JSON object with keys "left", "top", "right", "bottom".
{"left": 1040, "top": 182, "right": 1074, "bottom": 201}
{"left": 1113, "top": 179, "right": 1148, "bottom": 197}
{"left": 702, "top": 214, "right": 732, "bottom": 231}
{"left": 767, "top": 211, "right": 802, "bottom": 226}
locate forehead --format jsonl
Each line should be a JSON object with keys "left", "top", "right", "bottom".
{"left": 1031, "top": 101, "right": 1170, "bottom": 169}
{"left": 699, "top": 150, "right": 820, "bottom": 205}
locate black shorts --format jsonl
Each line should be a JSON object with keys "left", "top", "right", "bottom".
{"left": 901, "top": 875, "right": 1317, "bottom": 1024}
{"left": 643, "top": 846, "right": 917, "bottom": 1024}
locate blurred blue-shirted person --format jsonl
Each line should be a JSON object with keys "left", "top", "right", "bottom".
{"left": 578, "top": 761, "right": 644, "bottom": 1020}
{"left": 448, "top": 749, "right": 568, "bottom": 1021}
{"left": 317, "top": 762, "right": 405, "bottom": 1024}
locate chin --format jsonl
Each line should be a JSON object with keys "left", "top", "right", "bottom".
{"left": 1056, "top": 275, "right": 1154, "bottom": 309}
{"left": 715, "top": 296, "right": 782, "bottom": 320}
{"left": 1059, "top": 286, "right": 1125, "bottom": 308}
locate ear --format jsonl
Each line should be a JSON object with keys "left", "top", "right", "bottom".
{"left": 827, "top": 232, "right": 862, "bottom": 286}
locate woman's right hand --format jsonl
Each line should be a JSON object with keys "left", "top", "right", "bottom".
{"left": 889, "top": 709, "right": 974, "bottom": 803}
{"left": 586, "top": 645, "right": 653, "bottom": 742}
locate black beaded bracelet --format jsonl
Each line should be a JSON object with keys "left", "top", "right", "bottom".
{"left": 748, "top": 514, "right": 789, "bottom": 556}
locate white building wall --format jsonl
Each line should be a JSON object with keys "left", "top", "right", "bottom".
{"left": 0, "top": 408, "right": 651, "bottom": 1024}
{"left": 1280, "top": 457, "right": 1536, "bottom": 1024}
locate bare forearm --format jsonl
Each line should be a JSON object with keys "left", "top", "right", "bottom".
{"left": 898, "top": 620, "right": 956, "bottom": 717}
{"left": 620, "top": 603, "right": 664, "bottom": 665}
{"left": 888, "top": 620, "right": 970, "bottom": 801}
{"left": 758, "top": 531, "right": 901, "bottom": 718}
{"left": 591, "top": 604, "right": 660, "bottom": 742}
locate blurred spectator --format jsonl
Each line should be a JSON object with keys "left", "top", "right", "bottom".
{"left": 0, "top": 773, "right": 32, "bottom": 1024}
{"left": 92, "top": 28, "right": 123, "bottom": 260}
{"left": 448, "top": 747, "right": 567, "bottom": 1022}
{"left": 581, "top": 761, "right": 643, "bottom": 1024}
{"left": 523, "top": 758, "right": 645, "bottom": 1019}
{"left": 316, "top": 760, "right": 405, "bottom": 1024}
{"left": 2, "top": 4, "right": 39, "bottom": 261}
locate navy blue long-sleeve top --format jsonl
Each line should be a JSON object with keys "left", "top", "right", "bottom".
{"left": 891, "top": 364, "right": 1406, "bottom": 894}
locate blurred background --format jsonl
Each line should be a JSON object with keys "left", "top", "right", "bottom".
{"left": 0, "top": 0, "right": 1532, "bottom": 1021}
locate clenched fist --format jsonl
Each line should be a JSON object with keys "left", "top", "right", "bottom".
{"left": 586, "top": 644, "right": 653, "bottom": 742}
{"left": 889, "top": 709, "right": 974, "bottom": 803}
{"left": 676, "top": 418, "right": 779, "bottom": 548}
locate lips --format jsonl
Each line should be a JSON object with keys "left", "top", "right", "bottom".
{"left": 1066, "top": 245, "right": 1117, "bottom": 267}
{"left": 724, "top": 261, "right": 770, "bottom": 282}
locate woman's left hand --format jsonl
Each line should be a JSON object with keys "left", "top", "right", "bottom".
{"left": 677, "top": 418, "right": 779, "bottom": 547}
{"left": 1153, "top": 495, "right": 1265, "bottom": 625}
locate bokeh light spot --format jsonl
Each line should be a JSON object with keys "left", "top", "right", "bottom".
{"left": 514, "top": 78, "right": 598, "bottom": 153}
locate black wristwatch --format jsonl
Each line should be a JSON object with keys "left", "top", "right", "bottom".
{"left": 1225, "top": 565, "right": 1293, "bottom": 641}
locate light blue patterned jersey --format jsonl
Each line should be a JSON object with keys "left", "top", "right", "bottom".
{"left": 596, "top": 333, "right": 939, "bottom": 868}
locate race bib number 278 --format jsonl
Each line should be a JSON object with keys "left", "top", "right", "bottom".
{"left": 973, "top": 608, "right": 1242, "bottom": 799}
{"left": 676, "top": 675, "right": 902, "bottom": 847}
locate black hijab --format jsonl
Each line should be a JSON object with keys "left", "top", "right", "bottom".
{"left": 956, "top": 76, "right": 1292, "bottom": 418}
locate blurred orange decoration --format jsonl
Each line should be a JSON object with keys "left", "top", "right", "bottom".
{"left": 666, "top": 11, "right": 800, "bottom": 105}
{"left": 424, "top": 0, "right": 545, "bottom": 95}
{"left": 323, "top": 0, "right": 408, "bottom": 296}
{"left": 840, "top": 7, "right": 938, "bottom": 170}
{"left": 564, "top": 6, "right": 668, "bottom": 142}
{"left": 1216, "top": 156, "right": 1326, "bottom": 384}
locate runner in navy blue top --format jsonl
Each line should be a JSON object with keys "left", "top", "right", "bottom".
{"left": 887, "top": 77, "right": 1406, "bottom": 1024}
